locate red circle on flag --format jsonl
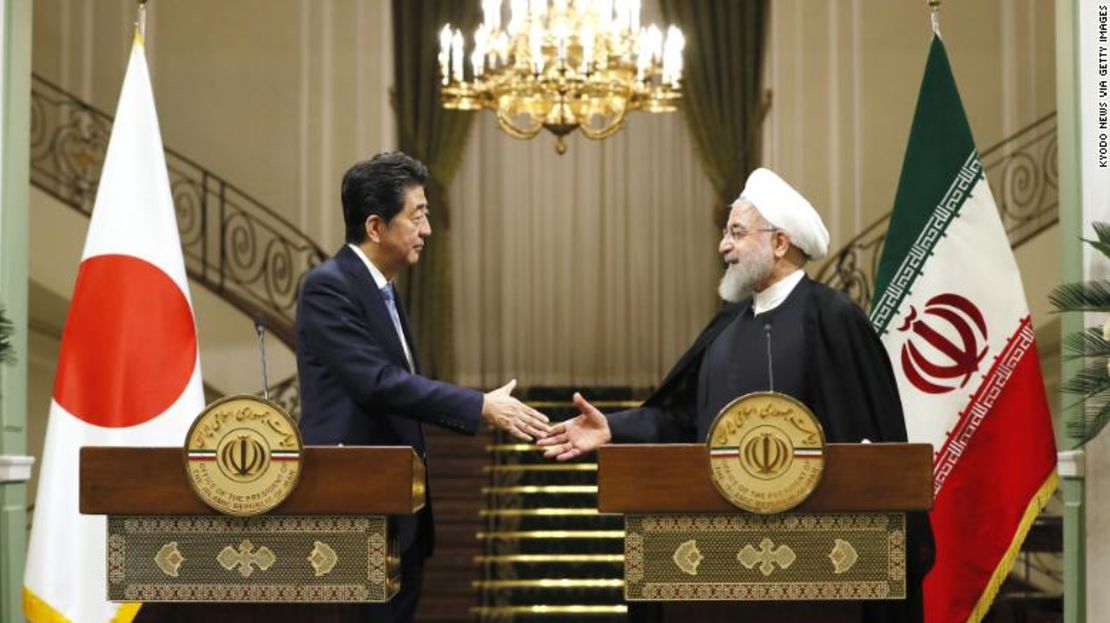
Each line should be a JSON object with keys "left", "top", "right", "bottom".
{"left": 54, "top": 254, "right": 198, "bottom": 428}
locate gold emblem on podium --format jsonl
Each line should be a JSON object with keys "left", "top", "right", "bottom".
{"left": 706, "top": 392, "right": 825, "bottom": 514}
{"left": 184, "top": 395, "right": 302, "bottom": 517}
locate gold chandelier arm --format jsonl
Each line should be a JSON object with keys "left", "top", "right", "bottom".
{"left": 577, "top": 93, "right": 630, "bottom": 140}
{"left": 578, "top": 108, "right": 629, "bottom": 140}
{"left": 495, "top": 107, "right": 545, "bottom": 140}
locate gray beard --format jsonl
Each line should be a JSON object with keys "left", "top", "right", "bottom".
{"left": 718, "top": 258, "right": 774, "bottom": 303}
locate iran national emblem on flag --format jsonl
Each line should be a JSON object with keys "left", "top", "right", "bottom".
{"left": 22, "top": 30, "right": 205, "bottom": 623}
{"left": 871, "top": 36, "right": 1058, "bottom": 622}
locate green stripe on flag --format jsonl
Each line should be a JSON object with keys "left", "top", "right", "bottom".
{"left": 871, "top": 36, "right": 980, "bottom": 334}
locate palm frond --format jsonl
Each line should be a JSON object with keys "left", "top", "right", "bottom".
{"left": 1059, "top": 222, "right": 1110, "bottom": 447}
{"left": 1049, "top": 280, "right": 1110, "bottom": 313}
{"left": 1060, "top": 360, "right": 1110, "bottom": 399}
{"left": 1087, "top": 221, "right": 1110, "bottom": 257}
{"left": 0, "top": 307, "right": 13, "bottom": 364}
{"left": 1066, "top": 395, "right": 1110, "bottom": 444}
{"left": 1061, "top": 327, "right": 1110, "bottom": 360}
{"left": 1082, "top": 238, "right": 1110, "bottom": 259}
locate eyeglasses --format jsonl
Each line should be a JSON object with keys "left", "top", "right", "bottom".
{"left": 721, "top": 226, "right": 777, "bottom": 242}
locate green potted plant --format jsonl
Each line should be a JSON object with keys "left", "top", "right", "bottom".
{"left": 1049, "top": 222, "right": 1110, "bottom": 445}
{"left": 0, "top": 306, "right": 12, "bottom": 365}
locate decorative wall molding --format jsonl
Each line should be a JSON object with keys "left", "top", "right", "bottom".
{"left": 0, "top": 456, "right": 35, "bottom": 483}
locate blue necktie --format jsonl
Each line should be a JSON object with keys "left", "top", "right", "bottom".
{"left": 380, "top": 284, "right": 414, "bottom": 371}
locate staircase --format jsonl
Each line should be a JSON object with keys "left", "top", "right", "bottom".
{"left": 473, "top": 389, "right": 639, "bottom": 622}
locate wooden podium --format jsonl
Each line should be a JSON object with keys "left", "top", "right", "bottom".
{"left": 80, "top": 446, "right": 424, "bottom": 622}
{"left": 597, "top": 443, "right": 933, "bottom": 622}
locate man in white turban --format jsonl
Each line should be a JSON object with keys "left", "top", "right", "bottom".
{"left": 717, "top": 167, "right": 830, "bottom": 304}
{"left": 539, "top": 167, "right": 933, "bottom": 623}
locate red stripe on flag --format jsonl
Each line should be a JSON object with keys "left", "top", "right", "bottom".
{"left": 923, "top": 339, "right": 1056, "bottom": 623}
{"left": 933, "top": 318, "right": 1038, "bottom": 495}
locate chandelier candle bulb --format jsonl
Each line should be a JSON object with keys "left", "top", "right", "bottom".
{"left": 509, "top": 0, "right": 525, "bottom": 33}
{"left": 663, "top": 26, "right": 684, "bottom": 87}
{"left": 472, "top": 27, "right": 488, "bottom": 78}
{"left": 580, "top": 26, "right": 595, "bottom": 73}
{"left": 471, "top": 48, "right": 484, "bottom": 78}
{"left": 635, "top": 32, "right": 651, "bottom": 81}
{"left": 483, "top": 0, "right": 502, "bottom": 32}
{"left": 530, "top": 25, "right": 544, "bottom": 73}
{"left": 648, "top": 24, "right": 662, "bottom": 62}
{"left": 451, "top": 30, "right": 464, "bottom": 83}
{"left": 439, "top": 25, "right": 453, "bottom": 84}
{"left": 555, "top": 22, "right": 569, "bottom": 64}
{"left": 597, "top": 0, "right": 613, "bottom": 33}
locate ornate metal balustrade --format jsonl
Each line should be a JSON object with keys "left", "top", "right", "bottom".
{"left": 814, "top": 112, "right": 1058, "bottom": 310}
{"left": 30, "top": 74, "right": 327, "bottom": 348}
{"left": 266, "top": 374, "right": 303, "bottom": 422}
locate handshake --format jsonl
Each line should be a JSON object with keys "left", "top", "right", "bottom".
{"left": 480, "top": 381, "right": 612, "bottom": 461}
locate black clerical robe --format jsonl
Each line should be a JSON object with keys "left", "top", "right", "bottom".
{"left": 607, "top": 275, "right": 934, "bottom": 623}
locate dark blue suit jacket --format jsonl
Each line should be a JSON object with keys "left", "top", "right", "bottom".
{"left": 295, "top": 245, "right": 483, "bottom": 556}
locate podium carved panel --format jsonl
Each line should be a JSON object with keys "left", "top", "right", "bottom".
{"left": 106, "top": 515, "right": 399, "bottom": 602}
{"left": 624, "top": 512, "right": 906, "bottom": 601}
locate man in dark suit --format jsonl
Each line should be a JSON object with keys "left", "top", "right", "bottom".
{"left": 296, "top": 151, "right": 550, "bottom": 622}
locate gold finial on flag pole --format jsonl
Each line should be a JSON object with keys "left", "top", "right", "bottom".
{"left": 927, "top": 0, "right": 941, "bottom": 37}
{"left": 135, "top": 0, "right": 149, "bottom": 46}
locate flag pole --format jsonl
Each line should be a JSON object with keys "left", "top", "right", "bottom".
{"left": 927, "top": 0, "right": 941, "bottom": 37}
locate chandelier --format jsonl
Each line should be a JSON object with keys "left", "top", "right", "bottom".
{"left": 438, "top": 0, "right": 685, "bottom": 154}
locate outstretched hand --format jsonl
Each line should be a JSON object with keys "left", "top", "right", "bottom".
{"left": 537, "top": 392, "right": 612, "bottom": 461}
{"left": 481, "top": 379, "right": 551, "bottom": 442}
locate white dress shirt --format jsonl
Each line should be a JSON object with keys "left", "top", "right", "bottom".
{"left": 348, "top": 243, "right": 415, "bottom": 372}
{"left": 751, "top": 268, "right": 805, "bottom": 316}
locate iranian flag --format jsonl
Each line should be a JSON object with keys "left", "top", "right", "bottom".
{"left": 870, "top": 36, "right": 1058, "bottom": 622}
{"left": 22, "top": 31, "right": 205, "bottom": 623}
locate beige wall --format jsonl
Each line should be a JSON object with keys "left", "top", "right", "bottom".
{"left": 763, "top": 0, "right": 1055, "bottom": 248}
{"left": 32, "top": 0, "right": 395, "bottom": 252}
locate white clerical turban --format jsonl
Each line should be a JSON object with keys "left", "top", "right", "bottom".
{"left": 738, "top": 168, "right": 830, "bottom": 261}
